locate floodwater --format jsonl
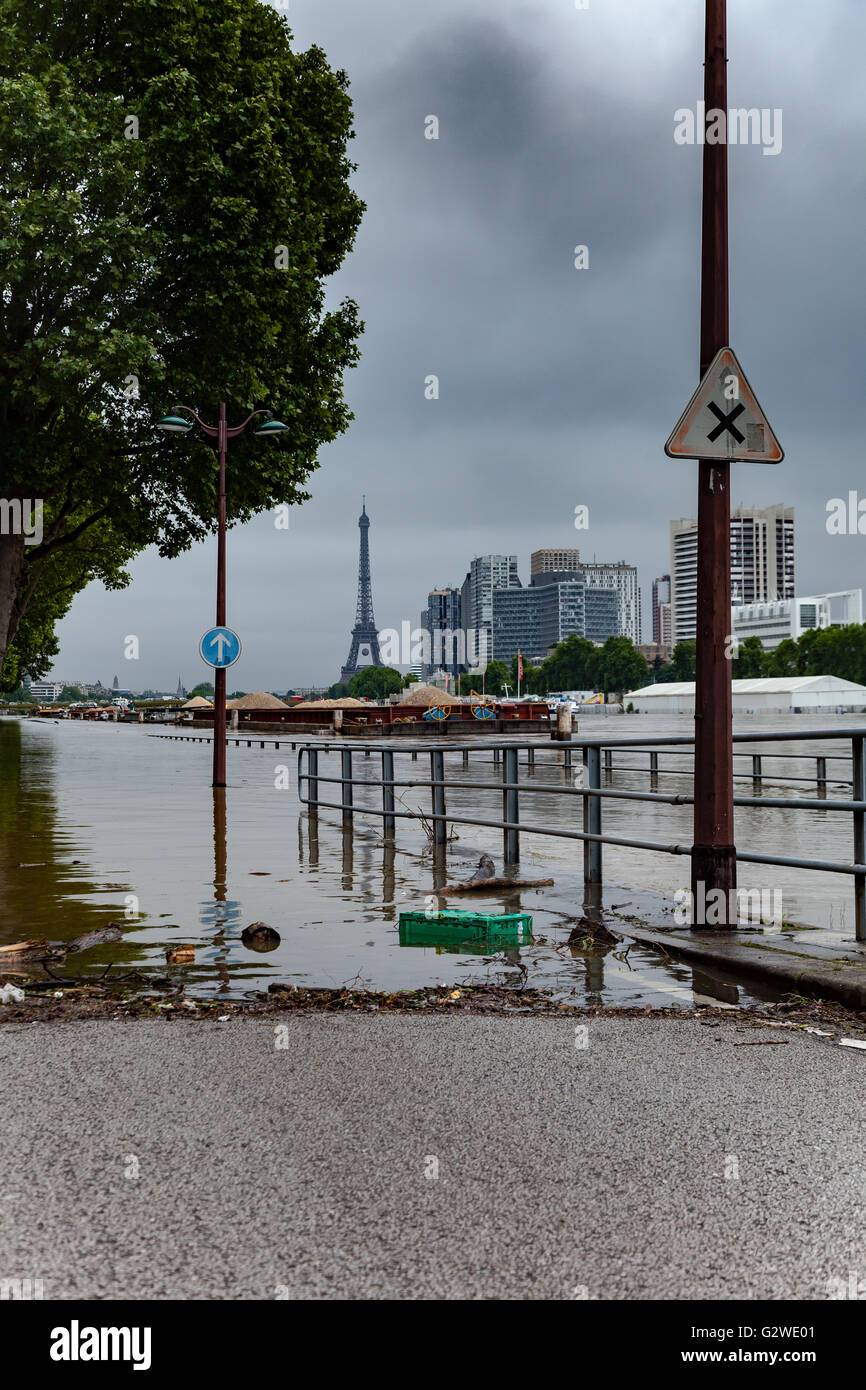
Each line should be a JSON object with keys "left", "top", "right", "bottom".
{"left": 0, "top": 712, "right": 862, "bottom": 1004}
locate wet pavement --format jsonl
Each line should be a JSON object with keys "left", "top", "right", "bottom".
{"left": 0, "top": 1011, "right": 862, "bottom": 1300}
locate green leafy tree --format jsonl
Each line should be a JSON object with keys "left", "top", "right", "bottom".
{"left": 348, "top": 666, "right": 403, "bottom": 700}
{"left": 403, "top": 672, "right": 419, "bottom": 687}
{"left": 188, "top": 682, "right": 214, "bottom": 699}
{"left": 732, "top": 635, "right": 766, "bottom": 678}
{"left": 0, "top": 518, "right": 134, "bottom": 692}
{"left": 672, "top": 640, "right": 697, "bottom": 681}
{"left": 534, "top": 634, "right": 597, "bottom": 693}
{"left": 765, "top": 637, "right": 799, "bottom": 677}
{"left": 592, "top": 636, "right": 649, "bottom": 695}
{"left": 481, "top": 660, "right": 509, "bottom": 697}
{"left": 327, "top": 681, "right": 351, "bottom": 699}
{"left": 0, "top": 0, "right": 364, "bottom": 684}
{"left": 3, "top": 684, "right": 35, "bottom": 702}
{"left": 58, "top": 685, "right": 85, "bottom": 702}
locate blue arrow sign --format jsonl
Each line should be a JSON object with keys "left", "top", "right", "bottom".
{"left": 199, "top": 626, "right": 242, "bottom": 669}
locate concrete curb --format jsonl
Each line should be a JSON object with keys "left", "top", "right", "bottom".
{"left": 617, "top": 921, "right": 866, "bottom": 1011}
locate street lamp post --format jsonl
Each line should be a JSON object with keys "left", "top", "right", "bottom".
{"left": 157, "top": 402, "right": 289, "bottom": 788}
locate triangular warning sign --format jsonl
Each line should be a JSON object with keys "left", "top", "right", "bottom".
{"left": 665, "top": 347, "right": 783, "bottom": 463}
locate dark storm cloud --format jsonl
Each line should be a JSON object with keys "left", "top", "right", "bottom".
{"left": 53, "top": 0, "right": 866, "bottom": 688}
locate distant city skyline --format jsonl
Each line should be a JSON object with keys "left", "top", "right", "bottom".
{"left": 45, "top": 0, "right": 866, "bottom": 687}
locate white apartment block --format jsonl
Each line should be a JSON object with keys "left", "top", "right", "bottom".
{"left": 732, "top": 590, "right": 863, "bottom": 651}
{"left": 579, "top": 562, "right": 640, "bottom": 645}
{"left": 671, "top": 505, "right": 796, "bottom": 644}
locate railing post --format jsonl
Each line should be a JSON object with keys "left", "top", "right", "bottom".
{"left": 308, "top": 749, "right": 318, "bottom": 813}
{"left": 604, "top": 748, "right": 612, "bottom": 783}
{"left": 817, "top": 756, "right": 827, "bottom": 799}
{"left": 527, "top": 745, "right": 535, "bottom": 766}
{"left": 462, "top": 748, "right": 469, "bottom": 766}
{"left": 650, "top": 750, "right": 658, "bottom": 789}
{"left": 503, "top": 746, "right": 519, "bottom": 864}
{"left": 382, "top": 749, "right": 395, "bottom": 839}
{"left": 752, "top": 754, "right": 762, "bottom": 790}
{"left": 853, "top": 736, "right": 865, "bottom": 942}
{"left": 584, "top": 746, "right": 602, "bottom": 891}
{"left": 430, "top": 749, "right": 447, "bottom": 845}
{"left": 341, "top": 748, "right": 353, "bottom": 827}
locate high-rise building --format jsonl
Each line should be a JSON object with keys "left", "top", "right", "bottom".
{"left": 579, "top": 562, "right": 640, "bottom": 644}
{"left": 670, "top": 505, "right": 795, "bottom": 644}
{"left": 530, "top": 548, "right": 580, "bottom": 576}
{"left": 462, "top": 554, "right": 520, "bottom": 666}
{"left": 491, "top": 572, "right": 618, "bottom": 665}
{"left": 421, "top": 587, "right": 463, "bottom": 678}
{"left": 651, "top": 575, "right": 671, "bottom": 645}
{"left": 730, "top": 504, "right": 795, "bottom": 606}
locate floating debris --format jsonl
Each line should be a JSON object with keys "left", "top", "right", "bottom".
{"left": 441, "top": 854, "right": 553, "bottom": 894}
{"left": 241, "top": 922, "right": 281, "bottom": 952}
{"left": 166, "top": 945, "right": 195, "bottom": 965}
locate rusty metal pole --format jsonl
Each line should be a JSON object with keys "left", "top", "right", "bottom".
{"left": 692, "top": 0, "right": 736, "bottom": 923}
{"left": 213, "top": 402, "right": 228, "bottom": 789}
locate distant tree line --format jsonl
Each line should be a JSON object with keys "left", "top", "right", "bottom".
{"left": 517, "top": 635, "right": 650, "bottom": 696}
{"left": 731, "top": 625, "right": 866, "bottom": 683}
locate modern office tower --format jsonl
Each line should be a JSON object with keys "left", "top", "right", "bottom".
{"left": 670, "top": 505, "right": 796, "bottom": 643}
{"left": 491, "top": 572, "right": 618, "bottom": 665}
{"left": 584, "top": 586, "right": 620, "bottom": 645}
{"left": 530, "top": 548, "right": 581, "bottom": 576}
{"left": 652, "top": 575, "right": 671, "bottom": 645}
{"left": 578, "top": 561, "right": 641, "bottom": 645}
{"left": 462, "top": 554, "right": 520, "bottom": 667}
{"left": 421, "top": 586, "right": 463, "bottom": 677}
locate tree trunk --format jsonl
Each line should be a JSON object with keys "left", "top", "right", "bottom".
{"left": 0, "top": 531, "right": 28, "bottom": 683}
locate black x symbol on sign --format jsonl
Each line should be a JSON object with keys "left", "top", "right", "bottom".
{"left": 706, "top": 400, "right": 745, "bottom": 444}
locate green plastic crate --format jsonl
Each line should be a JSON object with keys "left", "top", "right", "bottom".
{"left": 399, "top": 908, "right": 533, "bottom": 951}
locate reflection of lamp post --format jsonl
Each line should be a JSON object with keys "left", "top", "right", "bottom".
{"left": 157, "top": 403, "right": 289, "bottom": 787}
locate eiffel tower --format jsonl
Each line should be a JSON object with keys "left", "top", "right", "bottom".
{"left": 340, "top": 498, "right": 383, "bottom": 684}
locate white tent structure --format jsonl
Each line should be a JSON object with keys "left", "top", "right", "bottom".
{"left": 627, "top": 676, "right": 866, "bottom": 715}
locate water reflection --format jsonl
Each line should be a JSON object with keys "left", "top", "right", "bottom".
{"left": 198, "top": 789, "right": 240, "bottom": 990}
{"left": 0, "top": 714, "right": 843, "bottom": 1003}
{"left": 0, "top": 720, "right": 134, "bottom": 938}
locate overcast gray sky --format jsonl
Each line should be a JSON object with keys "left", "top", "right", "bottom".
{"left": 50, "top": 0, "right": 866, "bottom": 691}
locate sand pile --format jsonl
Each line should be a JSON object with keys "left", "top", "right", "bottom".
{"left": 399, "top": 683, "right": 464, "bottom": 706}
{"left": 291, "top": 697, "right": 368, "bottom": 709}
{"left": 226, "top": 692, "right": 290, "bottom": 710}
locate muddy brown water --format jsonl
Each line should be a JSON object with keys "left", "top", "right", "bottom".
{"left": 0, "top": 713, "right": 860, "bottom": 1004}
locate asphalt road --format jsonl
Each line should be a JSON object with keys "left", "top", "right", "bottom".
{"left": 0, "top": 1014, "right": 862, "bottom": 1300}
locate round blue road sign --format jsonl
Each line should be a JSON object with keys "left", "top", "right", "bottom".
{"left": 199, "top": 626, "right": 242, "bottom": 669}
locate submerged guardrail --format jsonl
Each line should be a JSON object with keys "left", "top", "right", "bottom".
{"left": 297, "top": 729, "right": 866, "bottom": 940}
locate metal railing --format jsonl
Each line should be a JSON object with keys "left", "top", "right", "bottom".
{"left": 297, "top": 729, "right": 866, "bottom": 941}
